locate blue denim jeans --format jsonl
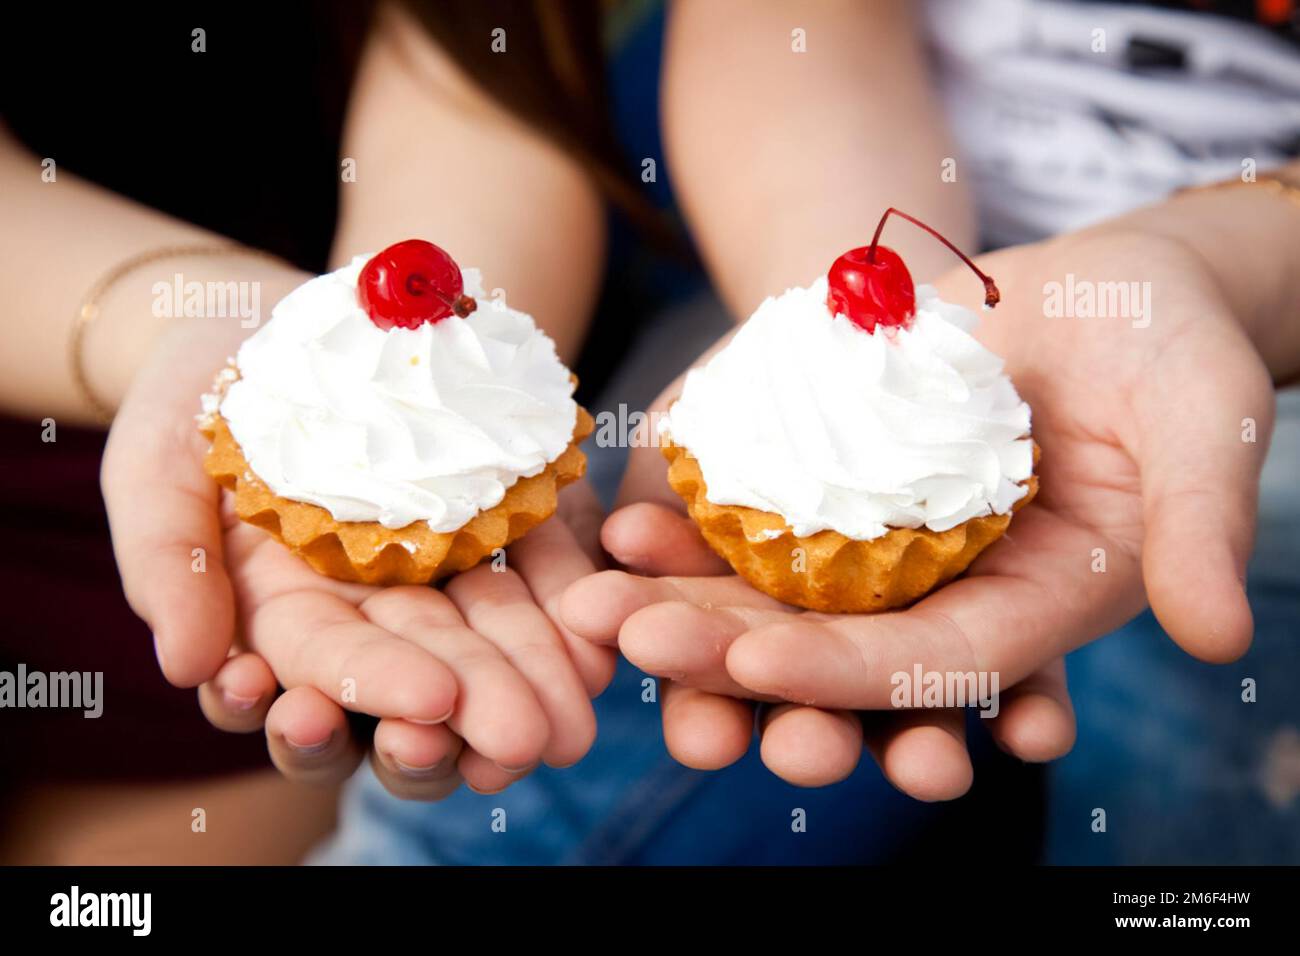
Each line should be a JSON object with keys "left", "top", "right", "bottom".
{"left": 1043, "top": 543, "right": 1300, "bottom": 862}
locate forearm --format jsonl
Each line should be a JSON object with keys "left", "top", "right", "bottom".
{"left": 1095, "top": 160, "right": 1300, "bottom": 384}
{"left": 329, "top": 4, "right": 604, "bottom": 364}
{"left": 663, "top": 0, "right": 973, "bottom": 318}
{"left": 0, "top": 126, "right": 306, "bottom": 424}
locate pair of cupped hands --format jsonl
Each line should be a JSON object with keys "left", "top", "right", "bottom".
{"left": 102, "top": 227, "right": 1271, "bottom": 802}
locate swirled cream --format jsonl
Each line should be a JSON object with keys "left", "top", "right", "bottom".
{"left": 660, "top": 277, "right": 1032, "bottom": 540}
{"left": 217, "top": 256, "right": 578, "bottom": 533}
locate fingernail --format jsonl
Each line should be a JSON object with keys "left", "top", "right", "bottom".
{"left": 393, "top": 756, "right": 443, "bottom": 778}
{"left": 222, "top": 689, "right": 260, "bottom": 712}
{"left": 494, "top": 761, "right": 537, "bottom": 775}
{"left": 284, "top": 733, "right": 332, "bottom": 757}
{"left": 408, "top": 707, "right": 454, "bottom": 726}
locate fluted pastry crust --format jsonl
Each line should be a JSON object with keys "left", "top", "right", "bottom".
{"left": 663, "top": 439, "right": 1038, "bottom": 613}
{"left": 201, "top": 400, "right": 592, "bottom": 586}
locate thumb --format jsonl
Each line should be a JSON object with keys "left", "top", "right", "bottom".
{"left": 613, "top": 426, "right": 682, "bottom": 513}
{"left": 103, "top": 403, "right": 236, "bottom": 687}
{"left": 602, "top": 502, "right": 731, "bottom": 577}
{"left": 613, "top": 328, "right": 738, "bottom": 511}
{"left": 1137, "top": 325, "right": 1275, "bottom": 663}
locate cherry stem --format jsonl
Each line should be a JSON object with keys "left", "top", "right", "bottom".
{"left": 406, "top": 274, "right": 478, "bottom": 318}
{"left": 867, "top": 207, "right": 1001, "bottom": 308}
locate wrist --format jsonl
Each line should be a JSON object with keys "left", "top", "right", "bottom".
{"left": 1098, "top": 179, "right": 1300, "bottom": 383}
{"left": 85, "top": 255, "right": 308, "bottom": 418}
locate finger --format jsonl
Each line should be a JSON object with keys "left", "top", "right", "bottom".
{"left": 562, "top": 569, "right": 787, "bottom": 647}
{"left": 757, "top": 704, "right": 863, "bottom": 787}
{"left": 264, "top": 686, "right": 364, "bottom": 786}
{"left": 621, "top": 601, "right": 787, "bottom": 698}
{"left": 370, "top": 719, "right": 466, "bottom": 802}
{"left": 509, "top": 507, "right": 618, "bottom": 697}
{"left": 862, "top": 708, "right": 973, "bottom": 802}
{"left": 223, "top": 513, "right": 377, "bottom": 608}
{"left": 1136, "top": 327, "right": 1272, "bottom": 662}
{"left": 613, "top": 332, "right": 736, "bottom": 511}
{"left": 102, "top": 409, "right": 234, "bottom": 687}
{"left": 555, "top": 479, "right": 607, "bottom": 568}
{"left": 985, "top": 659, "right": 1076, "bottom": 763}
{"left": 249, "top": 589, "right": 458, "bottom": 722}
{"left": 725, "top": 506, "right": 1143, "bottom": 709}
{"left": 197, "top": 652, "right": 277, "bottom": 732}
{"left": 600, "top": 503, "right": 732, "bottom": 576}
{"left": 444, "top": 566, "right": 594, "bottom": 769}
{"left": 614, "top": 427, "right": 684, "bottom": 513}
{"left": 361, "top": 586, "right": 551, "bottom": 772}
{"left": 660, "top": 680, "right": 754, "bottom": 770}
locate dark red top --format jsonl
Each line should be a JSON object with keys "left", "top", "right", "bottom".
{"left": 0, "top": 417, "right": 270, "bottom": 780}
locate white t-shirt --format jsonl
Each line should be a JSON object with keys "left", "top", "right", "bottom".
{"left": 923, "top": 0, "right": 1300, "bottom": 244}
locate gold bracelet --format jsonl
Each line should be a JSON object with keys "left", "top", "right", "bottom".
{"left": 1176, "top": 174, "right": 1300, "bottom": 211}
{"left": 70, "top": 243, "right": 282, "bottom": 425}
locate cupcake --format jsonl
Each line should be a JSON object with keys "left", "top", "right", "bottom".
{"left": 199, "top": 240, "right": 592, "bottom": 585}
{"left": 659, "top": 209, "right": 1037, "bottom": 613}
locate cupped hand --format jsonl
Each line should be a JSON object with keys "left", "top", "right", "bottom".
{"left": 562, "top": 227, "right": 1274, "bottom": 797}
{"left": 103, "top": 318, "right": 616, "bottom": 800}
{"left": 565, "top": 502, "right": 1074, "bottom": 800}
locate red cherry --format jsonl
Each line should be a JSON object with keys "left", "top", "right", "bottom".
{"left": 826, "top": 208, "right": 1000, "bottom": 333}
{"left": 827, "top": 245, "right": 916, "bottom": 333}
{"left": 357, "top": 239, "right": 477, "bottom": 331}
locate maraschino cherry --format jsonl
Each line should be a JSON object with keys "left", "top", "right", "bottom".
{"left": 358, "top": 239, "right": 477, "bottom": 331}
{"left": 827, "top": 208, "right": 1000, "bottom": 333}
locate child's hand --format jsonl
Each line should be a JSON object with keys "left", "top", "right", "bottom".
{"left": 562, "top": 225, "right": 1278, "bottom": 798}
{"left": 104, "top": 319, "right": 615, "bottom": 800}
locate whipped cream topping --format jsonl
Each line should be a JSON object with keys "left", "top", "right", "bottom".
{"left": 660, "top": 277, "right": 1033, "bottom": 540}
{"left": 218, "top": 256, "right": 578, "bottom": 533}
